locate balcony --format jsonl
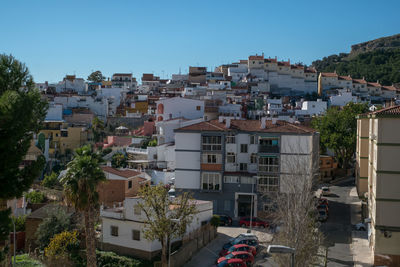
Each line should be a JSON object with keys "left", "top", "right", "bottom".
{"left": 126, "top": 147, "right": 148, "bottom": 154}
{"left": 258, "top": 145, "right": 279, "bottom": 153}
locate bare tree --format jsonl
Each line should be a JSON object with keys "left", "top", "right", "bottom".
{"left": 262, "top": 142, "right": 323, "bottom": 266}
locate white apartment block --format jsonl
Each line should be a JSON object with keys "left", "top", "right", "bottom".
{"left": 174, "top": 117, "right": 319, "bottom": 218}
{"left": 155, "top": 97, "right": 204, "bottom": 122}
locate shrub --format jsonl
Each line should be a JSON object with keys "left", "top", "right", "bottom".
{"left": 210, "top": 215, "right": 220, "bottom": 228}
{"left": 45, "top": 231, "right": 80, "bottom": 257}
{"left": 96, "top": 251, "right": 145, "bottom": 267}
{"left": 12, "top": 215, "right": 27, "bottom": 232}
{"left": 13, "top": 254, "right": 44, "bottom": 267}
{"left": 35, "top": 206, "right": 72, "bottom": 249}
{"left": 25, "top": 191, "right": 46, "bottom": 204}
{"left": 111, "top": 153, "right": 127, "bottom": 168}
{"left": 41, "top": 172, "right": 59, "bottom": 188}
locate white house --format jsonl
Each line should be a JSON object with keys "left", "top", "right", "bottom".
{"left": 295, "top": 99, "right": 327, "bottom": 117}
{"left": 329, "top": 89, "right": 359, "bottom": 107}
{"left": 55, "top": 75, "right": 86, "bottom": 94}
{"left": 155, "top": 97, "right": 204, "bottom": 122}
{"left": 100, "top": 197, "right": 213, "bottom": 259}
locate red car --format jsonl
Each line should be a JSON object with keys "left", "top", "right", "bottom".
{"left": 217, "top": 251, "right": 254, "bottom": 266}
{"left": 239, "top": 217, "right": 269, "bottom": 228}
{"left": 219, "top": 244, "right": 257, "bottom": 257}
{"left": 215, "top": 258, "right": 247, "bottom": 267}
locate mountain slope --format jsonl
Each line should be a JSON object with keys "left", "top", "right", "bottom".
{"left": 312, "top": 34, "right": 400, "bottom": 86}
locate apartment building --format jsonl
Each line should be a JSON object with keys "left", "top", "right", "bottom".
{"left": 174, "top": 117, "right": 319, "bottom": 218}
{"left": 356, "top": 106, "right": 400, "bottom": 266}
{"left": 111, "top": 73, "right": 137, "bottom": 90}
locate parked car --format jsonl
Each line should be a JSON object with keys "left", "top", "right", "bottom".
{"left": 215, "top": 258, "right": 247, "bottom": 267}
{"left": 229, "top": 233, "right": 258, "bottom": 242}
{"left": 216, "top": 214, "right": 233, "bottom": 226}
{"left": 317, "top": 203, "right": 329, "bottom": 212}
{"left": 321, "top": 186, "right": 330, "bottom": 196}
{"left": 318, "top": 210, "right": 328, "bottom": 222}
{"left": 222, "top": 235, "right": 259, "bottom": 251}
{"left": 219, "top": 244, "right": 257, "bottom": 257}
{"left": 355, "top": 223, "right": 366, "bottom": 231}
{"left": 318, "top": 198, "right": 329, "bottom": 206}
{"left": 239, "top": 217, "right": 269, "bottom": 228}
{"left": 217, "top": 251, "right": 254, "bottom": 266}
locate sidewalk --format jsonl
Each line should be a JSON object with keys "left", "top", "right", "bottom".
{"left": 349, "top": 187, "right": 373, "bottom": 266}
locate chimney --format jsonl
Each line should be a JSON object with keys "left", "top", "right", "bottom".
{"left": 225, "top": 118, "right": 231, "bottom": 128}
{"left": 261, "top": 117, "right": 267, "bottom": 129}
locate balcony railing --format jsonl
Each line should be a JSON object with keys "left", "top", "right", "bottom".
{"left": 259, "top": 146, "right": 280, "bottom": 153}
{"left": 126, "top": 147, "right": 148, "bottom": 154}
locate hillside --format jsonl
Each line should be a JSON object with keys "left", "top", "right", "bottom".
{"left": 312, "top": 34, "right": 400, "bottom": 86}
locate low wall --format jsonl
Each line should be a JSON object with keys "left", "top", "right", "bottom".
{"left": 107, "top": 116, "right": 149, "bottom": 130}
{"left": 169, "top": 224, "right": 217, "bottom": 267}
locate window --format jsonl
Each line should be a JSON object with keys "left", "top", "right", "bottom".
{"left": 128, "top": 180, "right": 132, "bottom": 189}
{"left": 259, "top": 138, "right": 278, "bottom": 146}
{"left": 224, "top": 200, "right": 231, "bottom": 211}
{"left": 241, "top": 177, "right": 256, "bottom": 184}
{"left": 226, "top": 152, "right": 236, "bottom": 163}
{"left": 250, "top": 135, "right": 257, "bottom": 144}
{"left": 201, "top": 173, "right": 221, "bottom": 190}
{"left": 240, "top": 163, "right": 247, "bottom": 171}
{"left": 202, "top": 136, "right": 222, "bottom": 151}
{"left": 258, "top": 156, "right": 279, "bottom": 172}
{"left": 111, "top": 226, "right": 118, "bottom": 236}
{"left": 224, "top": 176, "right": 239, "bottom": 183}
{"left": 196, "top": 106, "right": 201, "bottom": 110}
{"left": 132, "top": 230, "right": 140, "bottom": 241}
{"left": 202, "top": 153, "right": 221, "bottom": 164}
{"left": 134, "top": 204, "right": 141, "bottom": 215}
{"left": 240, "top": 144, "right": 248, "bottom": 153}
{"left": 250, "top": 153, "right": 257, "bottom": 164}
{"left": 226, "top": 134, "right": 235, "bottom": 144}
{"left": 258, "top": 175, "right": 279, "bottom": 192}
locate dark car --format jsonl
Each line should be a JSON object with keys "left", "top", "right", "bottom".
{"left": 317, "top": 203, "right": 329, "bottom": 212}
{"left": 239, "top": 217, "right": 269, "bottom": 228}
{"left": 219, "top": 244, "right": 257, "bottom": 257}
{"left": 222, "top": 235, "right": 259, "bottom": 251}
{"left": 215, "top": 258, "right": 247, "bottom": 267}
{"left": 216, "top": 214, "right": 233, "bottom": 226}
{"left": 217, "top": 251, "right": 254, "bottom": 266}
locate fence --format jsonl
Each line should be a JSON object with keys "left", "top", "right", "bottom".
{"left": 154, "top": 223, "right": 217, "bottom": 267}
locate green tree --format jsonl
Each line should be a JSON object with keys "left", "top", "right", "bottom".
{"left": 35, "top": 206, "right": 72, "bottom": 249}
{"left": 111, "top": 153, "right": 127, "bottom": 168}
{"left": 0, "top": 54, "right": 47, "bottom": 261}
{"left": 137, "top": 184, "right": 197, "bottom": 267}
{"left": 0, "top": 54, "right": 47, "bottom": 199}
{"left": 25, "top": 191, "right": 46, "bottom": 204}
{"left": 61, "top": 145, "right": 106, "bottom": 267}
{"left": 87, "top": 71, "right": 105, "bottom": 83}
{"left": 92, "top": 117, "right": 105, "bottom": 143}
{"left": 312, "top": 102, "right": 368, "bottom": 169}
{"left": 44, "top": 230, "right": 80, "bottom": 266}
{"left": 41, "top": 172, "right": 60, "bottom": 188}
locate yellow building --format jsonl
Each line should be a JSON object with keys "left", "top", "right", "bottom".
{"left": 40, "top": 120, "right": 88, "bottom": 157}
{"left": 356, "top": 106, "right": 400, "bottom": 266}
{"left": 126, "top": 101, "right": 148, "bottom": 115}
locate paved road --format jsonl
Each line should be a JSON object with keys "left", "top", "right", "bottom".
{"left": 320, "top": 178, "right": 356, "bottom": 266}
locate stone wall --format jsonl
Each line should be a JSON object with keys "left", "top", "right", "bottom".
{"left": 107, "top": 116, "right": 149, "bottom": 130}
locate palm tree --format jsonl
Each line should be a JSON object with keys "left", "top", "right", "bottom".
{"left": 61, "top": 145, "right": 105, "bottom": 267}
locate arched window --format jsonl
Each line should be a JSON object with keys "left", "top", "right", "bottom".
{"left": 157, "top": 103, "right": 164, "bottom": 114}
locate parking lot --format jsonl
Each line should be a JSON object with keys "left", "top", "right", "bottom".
{"left": 184, "top": 226, "right": 273, "bottom": 267}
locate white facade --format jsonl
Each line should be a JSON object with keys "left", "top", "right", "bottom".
{"left": 101, "top": 197, "right": 212, "bottom": 254}
{"left": 329, "top": 89, "right": 359, "bottom": 107}
{"left": 156, "top": 117, "right": 204, "bottom": 145}
{"left": 53, "top": 95, "right": 109, "bottom": 120}
{"left": 295, "top": 99, "right": 327, "bottom": 117}
{"left": 55, "top": 77, "right": 86, "bottom": 94}
{"left": 156, "top": 97, "right": 204, "bottom": 121}
{"left": 45, "top": 103, "right": 63, "bottom": 121}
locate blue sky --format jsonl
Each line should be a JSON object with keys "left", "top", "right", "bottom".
{"left": 1, "top": 0, "right": 399, "bottom": 83}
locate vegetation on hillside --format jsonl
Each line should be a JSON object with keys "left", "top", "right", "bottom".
{"left": 312, "top": 48, "right": 400, "bottom": 86}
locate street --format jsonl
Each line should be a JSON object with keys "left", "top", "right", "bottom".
{"left": 320, "top": 178, "right": 355, "bottom": 266}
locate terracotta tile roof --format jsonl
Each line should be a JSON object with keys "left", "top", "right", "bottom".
{"left": 352, "top": 79, "right": 367, "bottom": 84}
{"left": 382, "top": 85, "right": 397, "bottom": 91}
{"left": 367, "top": 82, "right": 381, "bottom": 87}
{"left": 305, "top": 68, "right": 317, "bottom": 73}
{"left": 277, "top": 61, "right": 290, "bottom": 67}
{"left": 321, "top": 72, "right": 338, "bottom": 78}
{"left": 338, "top": 75, "right": 352, "bottom": 81}
{"left": 175, "top": 119, "right": 316, "bottom": 134}
{"left": 101, "top": 166, "right": 141, "bottom": 178}
{"left": 249, "top": 55, "right": 264, "bottom": 60}
{"left": 370, "top": 105, "right": 400, "bottom": 116}
{"left": 239, "top": 60, "right": 248, "bottom": 64}
{"left": 264, "top": 58, "right": 277, "bottom": 63}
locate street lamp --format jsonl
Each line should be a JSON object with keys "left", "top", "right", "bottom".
{"left": 267, "top": 245, "right": 295, "bottom": 267}
{"left": 168, "top": 218, "right": 180, "bottom": 267}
